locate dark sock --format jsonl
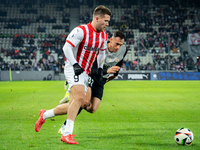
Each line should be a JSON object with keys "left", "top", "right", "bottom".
{"left": 77, "top": 107, "right": 83, "bottom": 116}
{"left": 63, "top": 120, "right": 67, "bottom": 125}
{"left": 77, "top": 107, "right": 87, "bottom": 115}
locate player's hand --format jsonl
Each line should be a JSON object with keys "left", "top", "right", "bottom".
{"left": 107, "top": 66, "right": 120, "bottom": 74}
{"left": 73, "top": 63, "right": 84, "bottom": 76}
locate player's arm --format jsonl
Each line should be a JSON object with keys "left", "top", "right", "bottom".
{"left": 106, "top": 75, "right": 117, "bottom": 82}
{"left": 113, "top": 46, "right": 128, "bottom": 76}
{"left": 90, "top": 50, "right": 105, "bottom": 78}
{"left": 106, "top": 47, "right": 128, "bottom": 82}
{"left": 106, "top": 61, "right": 122, "bottom": 83}
{"left": 62, "top": 27, "right": 84, "bottom": 75}
{"left": 97, "top": 44, "right": 106, "bottom": 69}
{"left": 97, "top": 32, "right": 108, "bottom": 69}
{"left": 94, "top": 40, "right": 107, "bottom": 76}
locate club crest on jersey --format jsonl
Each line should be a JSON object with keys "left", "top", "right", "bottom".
{"left": 84, "top": 46, "right": 100, "bottom": 51}
{"left": 106, "top": 58, "right": 111, "bottom": 63}
{"left": 106, "top": 58, "right": 120, "bottom": 63}
{"left": 115, "top": 58, "right": 120, "bottom": 62}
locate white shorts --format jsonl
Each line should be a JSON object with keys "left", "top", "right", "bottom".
{"left": 64, "top": 61, "right": 89, "bottom": 94}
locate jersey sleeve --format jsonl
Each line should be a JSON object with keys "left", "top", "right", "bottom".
{"left": 115, "top": 46, "right": 128, "bottom": 67}
{"left": 114, "top": 45, "right": 128, "bottom": 76}
{"left": 99, "top": 31, "right": 108, "bottom": 51}
{"left": 62, "top": 27, "right": 84, "bottom": 65}
{"left": 97, "top": 49, "right": 105, "bottom": 69}
{"left": 100, "top": 40, "right": 107, "bottom": 51}
{"left": 97, "top": 31, "right": 107, "bottom": 68}
{"left": 66, "top": 27, "right": 84, "bottom": 47}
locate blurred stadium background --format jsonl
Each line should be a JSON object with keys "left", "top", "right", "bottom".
{"left": 0, "top": 0, "right": 200, "bottom": 81}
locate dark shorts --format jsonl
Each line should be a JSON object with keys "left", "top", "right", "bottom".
{"left": 91, "top": 78, "right": 106, "bottom": 100}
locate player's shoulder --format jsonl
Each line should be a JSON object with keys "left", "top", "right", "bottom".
{"left": 77, "top": 24, "right": 87, "bottom": 29}
{"left": 121, "top": 44, "right": 126, "bottom": 50}
{"left": 113, "top": 44, "right": 127, "bottom": 59}
{"left": 118, "top": 44, "right": 127, "bottom": 55}
{"left": 77, "top": 23, "right": 94, "bottom": 32}
{"left": 68, "top": 26, "right": 84, "bottom": 38}
{"left": 73, "top": 25, "right": 85, "bottom": 33}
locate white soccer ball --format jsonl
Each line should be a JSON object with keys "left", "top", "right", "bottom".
{"left": 174, "top": 128, "right": 194, "bottom": 145}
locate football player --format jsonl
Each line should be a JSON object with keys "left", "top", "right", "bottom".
{"left": 58, "top": 30, "right": 127, "bottom": 134}
{"left": 35, "top": 5, "right": 112, "bottom": 145}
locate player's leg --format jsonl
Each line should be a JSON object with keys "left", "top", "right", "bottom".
{"left": 35, "top": 103, "right": 70, "bottom": 132}
{"left": 54, "top": 103, "right": 69, "bottom": 115}
{"left": 35, "top": 66, "right": 71, "bottom": 133}
{"left": 58, "top": 92, "right": 74, "bottom": 134}
{"left": 61, "top": 84, "right": 85, "bottom": 144}
{"left": 60, "top": 62, "right": 91, "bottom": 144}
{"left": 79, "top": 86, "right": 91, "bottom": 113}
{"left": 61, "top": 68, "right": 88, "bottom": 144}
{"left": 36, "top": 85, "right": 71, "bottom": 134}
{"left": 85, "top": 79, "right": 104, "bottom": 113}
{"left": 62, "top": 78, "right": 90, "bottom": 120}
{"left": 58, "top": 87, "right": 91, "bottom": 134}
{"left": 63, "top": 84, "right": 85, "bottom": 130}
{"left": 86, "top": 97, "right": 101, "bottom": 113}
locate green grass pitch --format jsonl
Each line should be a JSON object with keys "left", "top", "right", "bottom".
{"left": 0, "top": 80, "right": 199, "bottom": 150}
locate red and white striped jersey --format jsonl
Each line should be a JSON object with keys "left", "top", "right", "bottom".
{"left": 65, "top": 23, "right": 107, "bottom": 75}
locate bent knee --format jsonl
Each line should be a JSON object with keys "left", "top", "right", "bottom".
{"left": 87, "top": 108, "right": 97, "bottom": 114}
{"left": 77, "top": 96, "right": 85, "bottom": 103}
{"left": 82, "top": 100, "right": 90, "bottom": 107}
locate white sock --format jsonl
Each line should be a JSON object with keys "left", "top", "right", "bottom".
{"left": 61, "top": 124, "right": 65, "bottom": 128}
{"left": 43, "top": 109, "right": 55, "bottom": 120}
{"left": 63, "top": 119, "right": 74, "bottom": 136}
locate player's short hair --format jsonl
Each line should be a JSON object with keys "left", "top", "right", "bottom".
{"left": 112, "top": 31, "right": 125, "bottom": 40}
{"left": 93, "top": 5, "right": 112, "bottom": 18}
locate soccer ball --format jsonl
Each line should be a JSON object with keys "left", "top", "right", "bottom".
{"left": 174, "top": 128, "right": 194, "bottom": 145}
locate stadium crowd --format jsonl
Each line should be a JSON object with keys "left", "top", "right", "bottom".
{"left": 0, "top": 0, "right": 200, "bottom": 72}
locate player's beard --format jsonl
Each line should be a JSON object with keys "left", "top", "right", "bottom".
{"left": 96, "top": 27, "right": 103, "bottom": 32}
{"left": 96, "top": 24, "right": 106, "bottom": 32}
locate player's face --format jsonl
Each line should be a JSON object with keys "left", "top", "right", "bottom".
{"left": 109, "top": 37, "right": 124, "bottom": 53}
{"left": 96, "top": 14, "right": 110, "bottom": 32}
